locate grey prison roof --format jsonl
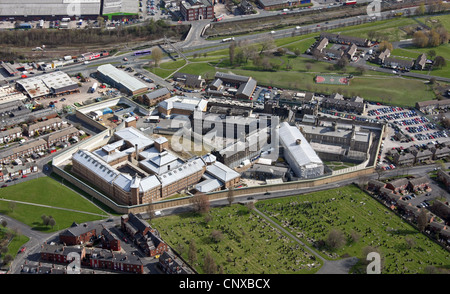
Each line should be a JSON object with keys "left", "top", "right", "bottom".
{"left": 159, "top": 157, "right": 205, "bottom": 187}
{"left": 205, "top": 161, "right": 240, "bottom": 183}
{"left": 195, "top": 178, "right": 222, "bottom": 193}
{"left": 159, "top": 96, "right": 208, "bottom": 112}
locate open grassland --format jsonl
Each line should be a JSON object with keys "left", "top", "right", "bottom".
{"left": 151, "top": 205, "right": 323, "bottom": 274}
{"left": 0, "top": 177, "right": 107, "bottom": 232}
{"left": 256, "top": 185, "right": 450, "bottom": 274}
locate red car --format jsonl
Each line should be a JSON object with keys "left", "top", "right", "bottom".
{"left": 22, "top": 175, "right": 27, "bottom": 178}
{"left": 19, "top": 247, "right": 26, "bottom": 253}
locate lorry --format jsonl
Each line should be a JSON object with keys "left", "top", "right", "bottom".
{"left": 89, "top": 83, "right": 98, "bottom": 93}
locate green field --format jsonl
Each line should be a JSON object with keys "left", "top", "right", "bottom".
{"left": 0, "top": 177, "right": 107, "bottom": 232}
{"left": 256, "top": 185, "right": 450, "bottom": 274}
{"left": 151, "top": 204, "right": 323, "bottom": 274}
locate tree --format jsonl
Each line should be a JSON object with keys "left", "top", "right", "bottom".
{"left": 8, "top": 201, "right": 16, "bottom": 212}
{"left": 325, "top": 228, "right": 346, "bottom": 250}
{"left": 229, "top": 41, "right": 236, "bottom": 65}
{"left": 1, "top": 219, "right": 7, "bottom": 228}
{"left": 258, "top": 36, "right": 275, "bottom": 55}
{"left": 151, "top": 47, "right": 163, "bottom": 67}
{"left": 49, "top": 217, "right": 56, "bottom": 229}
{"left": 293, "top": 48, "right": 302, "bottom": 57}
{"left": 210, "top": 230, "right": 223, "bottom": 243}
{"left": 428, "top": 29, "right": 441, "bottom": 47}
{"left": 227, "top": 187, "right": 235, "bottom": 206}
{"left": 188, "top": 239, "right": 197, "bottom": 265}
{"left": 203, "top": 252, "right": 217, "bottom": 274}
{"left": 356, "top": 65, "right": 366, "bottom": 76}
{"left": 191, "top": 192, "right": 210, "bottom": 214}
{"left": 415, "top": 3, "right": 426, "bottom": 15}
{"left": 378, "top": 40, "right": 393, "bottom": 52}
{"left": 433, "top": 56, "right": 447, "bottom": 69}
{"left": 335, "top": 56, "right": 349, "bottom": 70}
{"left": 427, "top": 49, "right": 436, "bottom": 59}
{"left": 413, "top": 31, "right": 429, "bottom": 48}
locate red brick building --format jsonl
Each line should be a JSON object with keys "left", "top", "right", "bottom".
{"left": 180, "top": 0, "right": 214, "bottom": 21}
{"left": 59, "top": 222, "right": 102, "bottom": 246}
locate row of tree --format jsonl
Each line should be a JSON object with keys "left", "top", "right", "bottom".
{"left": 0, "top": 19, "right": 188, "bottom": 48}
{"left": 413, "top": 27, "right": 449, "bottom": 48}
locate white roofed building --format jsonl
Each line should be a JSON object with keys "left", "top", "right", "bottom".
{"left": 278, "top": 122, "right": 324, "bottom": 179}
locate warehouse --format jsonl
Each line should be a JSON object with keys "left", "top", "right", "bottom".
{"left": 16, "top": 71, "right": 79, "bottom": 98}
{"left": 97, "top": 64, "right": 148, "bottom": 96}
{"left": 0, "top": 0, "right": 106, "bottom": 20}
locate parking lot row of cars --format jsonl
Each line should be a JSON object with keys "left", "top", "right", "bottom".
{"left": 367, "top": 106, "right": 406, "bottom": 116}
{"left": 395, "top": 116, "right": 430, "bottom": 126}
{"left": 414, "top": 130, "right": 449, "bottom": 141}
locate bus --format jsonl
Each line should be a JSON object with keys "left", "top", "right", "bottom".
{"left": 134, "top": 49, "right": 152, "bottom": 56}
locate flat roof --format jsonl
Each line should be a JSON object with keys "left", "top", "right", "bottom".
{"left": 0, "top": 0, "right": 102, "bottom": 16}
{"left": 97, "top": 64, "right": 148, "bottom": 93}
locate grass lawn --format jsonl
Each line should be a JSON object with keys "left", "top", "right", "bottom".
{"left": 256, "top": 185, "right": 450, "bottom": 274}
{"left": 228, "top": 68, "right": 435, "bottom": 107}
{"left": 151, "top": 204, "right": 323, "bottom": 274}
{"left": 0, "top": 226, "right": 29, "bottom": 266}
{"left": 327, "top": 17, "right": 417, "bottom": 42}
{"left": 0, "top": 177, "right": 107, "bottom": 232}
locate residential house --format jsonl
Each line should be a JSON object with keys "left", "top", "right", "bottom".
{"left": 0, "top": 139, "right": 47, "bottom": 164}
{"left": 368, "top": 179, "right": 386, "bottom": 192}
{"left": 173, "top": 73, "right": 205, "bottom": 89}
{"left": 59, "top": 222, "right": 103, "bottom": 246}
{"left": 40, "top": 243, "right": 86, "bottom": 264}
{"left": 85, "top": 248, "right": 144, "bottom": 274}
{"left": 437, "top": 169, "right": 450, "bottom": 191}
{"left": 121, "top": 213, "right": 152, "bottom": 238}
{"left": 314, "top": 37, "right": 328, "bottom": 53}
{"left": 344, "top": 44, "right": 358, "bottom": 60}
{"left": 385, "top": 178, "right": 409, "bottom": 193}
{"left": 408, "top": 176, "right": 429, "bottom": 192}
{"left": 376, "top": 49, "right": 390, "bottom": 64}
{"left": 0, "top": 127, "right": 22, "bottom": 144}
{"left": 409, "top": 146, "right": 433, "bottom": 163}
{"left": 158, "top": 251, "right": 189, "bottom": 274}
{"left": 45, "top": 126, "right": 79, "bottom": 147}
{"left": 414, "top": 53, "right": 427, "bottom": 70}
{"left": 383, "top": 57, "right": 414, "bottom": 71}
{"left": 393, "top": 151, "right": 415, "bottom": 166}
{"left": 134, "top": 230, "right": 168, "bottom": 257}
{"left": 431, "top": 146, "right": 450, "bottom": 160}
{"left": 100, "top": 226, "right": 121, "bottom": 252}
{"left": 25, "top": 117, "right": 64, "bottom": 137}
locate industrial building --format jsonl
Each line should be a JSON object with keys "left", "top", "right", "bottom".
{"left": 96, "top": 64, "right": 148, "bottom": 96}
{"left": 278, "top": 122, "right": 324, "bottom": 179}
{"left": 0, "top": 0, "right": 124, "bottom": 20}
{"left": 16, "top": 71, "right": 79, "bottom": 99}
